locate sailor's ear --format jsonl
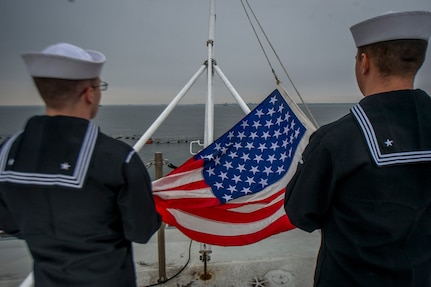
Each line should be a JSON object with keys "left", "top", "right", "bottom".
{"left": 359, "top": 53, "right": 370, "bottom": 74}
{"left": 82, "top": 86, "right": 96, "bottom": 104}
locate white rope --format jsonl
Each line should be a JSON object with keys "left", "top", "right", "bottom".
{"left": 240, "top": 0, "right": 319, "bottom": 128}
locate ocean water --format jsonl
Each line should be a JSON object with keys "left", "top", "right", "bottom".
{"left": 0, "top": 103, "right": 354, "bottom": 179}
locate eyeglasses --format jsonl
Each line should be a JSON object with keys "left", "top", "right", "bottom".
{"left": 92, "top": 81, "right": 109, "bottom": 91}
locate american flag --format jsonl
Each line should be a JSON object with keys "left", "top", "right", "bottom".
{"left": 152, "top": 88, "right": 315, "bottom": 246}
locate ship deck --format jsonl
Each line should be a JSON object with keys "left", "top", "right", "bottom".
{"left": 0, "top": 228, "right": 319, "bottom": 287}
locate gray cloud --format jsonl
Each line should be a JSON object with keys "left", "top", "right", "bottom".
{"left": 1, "top": 0, "right": 430, "bottom": 105}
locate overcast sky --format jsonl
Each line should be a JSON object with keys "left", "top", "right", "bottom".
{"left": 1, "top": 0, "right": 430, "bottom": 106}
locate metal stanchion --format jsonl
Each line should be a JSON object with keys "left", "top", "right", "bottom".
{"left": 155, "top": 152, "right": 167, "bottom": 283}
{"left": 199, "top": 243, "right": 212, "bottom": 280}
{"left": 157, "top": 221, "right": 167, "bottom": 283}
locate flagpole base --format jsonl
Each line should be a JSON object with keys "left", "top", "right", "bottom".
{"left": 199, "top": 243, "right": 212, "bottom": 280}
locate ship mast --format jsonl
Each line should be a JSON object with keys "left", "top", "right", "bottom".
{"left": 133, "top": 0, "right": 250, "bottom": 152}
{"left": 204, "top": 0, "right": 216, "bottom": 147}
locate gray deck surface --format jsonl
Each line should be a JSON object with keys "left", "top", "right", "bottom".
{"left": 0, "top": 228, "right": 320, "bottom": 287}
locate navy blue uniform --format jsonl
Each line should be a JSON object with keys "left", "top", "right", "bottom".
{"left": 0, "top": 116, "right": 161, "bottom": 287}
{"left": 285, "top": 90, "right": 431, "bottom": 286}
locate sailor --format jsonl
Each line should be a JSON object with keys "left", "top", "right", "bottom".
{"left": 0, "top": 43, "right": 161, "bottom": 287}
{"left": 284, "top": 11, "right": 431, "bottom": 286}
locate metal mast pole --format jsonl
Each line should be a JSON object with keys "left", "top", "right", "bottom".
{"left": 204, "top": 0, "right": 216, "bottom": 147}
{"left": 134, "top": 0, "right": 251, "bottom": 153}
{"left": 199, "top": 0, "right": 216, "bottom": 281}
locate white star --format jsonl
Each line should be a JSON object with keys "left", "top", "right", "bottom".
{"left": 257, "top": 143, "right": 267, "bottom": 152}
{"left": 60, "top": 162, "right": 71, "bottom": 170}
{"left": 202, "top": 153, "right": 214, "bottom": 160}
{"left": 262, "top": 131, "right": 271, "bottom": 140}
{"left": 241, "top": 187, "right": 252, "bottom": 194}
{"left": 223, "top": 161, "right": 233, "bottom": 170}
{"left": 265, "top": 119, "right": 274, "bottom": 129}
{"left": 294, "top": 127, "right": 301, "bottom": 138}
{"left": 289, "top": 134, "right": 295, "bottom": 144}
{"left": 288, "top": 147, "right": 293, "bottom": 157}
{"left": 214, "top": 157, "right": 222, "bottom": 165}
{"left": 245, "top": 176, "right": 255, "bottom": 186}
{"left": 269, "top": 95, "right": 278, "bottom": 104}
{"left": 206, "top": 167, "right": 215, "bottom": 176}
{"left": 249, "top": 132, "right": 258, "bottom": 140}
{"left": 232, "top": 174, "right": 242, "bottom": 183}
{"left": 276, "top": 165, "right": 286, "bottom": 175}
{"left": 267, "top": 107, "right": 276, "bottom": 116}
{"left": 214, "top": 143, "right": 222, "bottom": 151}
{"left": 233, "top": 142, "right": 242, "bottom": 150}
{"left": 273, "top": 129, "right": 282, "bottom": 138}
{"left": 384, "top": 139, "right": 393, "bottom": 147}
{"left": 270, "top": 142, "right": 279, "bottom": 151}
{"left": 245, "top": 142, "right": 254, "bottom": 150}
{"left": 255, "top": 109, "right": 265, "bottom": 118}
{"left": 276, "top": 116, "right": 283, "bottom": 125}
{"left": 259, "top": 178, "right": 268, "bottom": 187}
{"left": 240, "top": 120, "right": 249, "bottom": 129}
{"left": 227, "top": 131, "right": 235, "bottom": 140}
{"left": 254, "top": 154, "right": 264, "bottom": 163}
{"left": 228, "top": 151, "right": 238, "bottom": 159}
{"left": 236, "top": 164, "right": 246, "bottom": 173}
{"left": 214, "top": 182, "right": 224, "bottom": 190}
{"left": 240, "top": 153, "right": 251, "bottom": 162}
{"left": 7, "top": 159, "right": 15, "bottom": 166}
{"left": 250, "top": 166, "right": 260, "bottom": 174}
{"left": 220, "top": 147, "right": 229, "bottom": 155}
{"left": 280, "top": 152, "right": 288, "bottom": 161}
{"left": 237, "top": 131, "right": 246, "bottom": 140}
{"left": 267, "top": 154, "right": 277, "bottom": 164}
{"left": 278, "top": 103, "right": 285, "bottom": 113}
{"left": 218, "top": 171, "right": 228, "bottom": 181}
{"left": 263, "top": 166, "right": 273, "bottom": 176}
{"left": 227, "top": 185, "right": 237, "bottom": 194}
{"left": 252, "top": 120, "right": 262, "bottom": 129}
{"left": 222, "top": 194, "right": 233, "bottom": 201}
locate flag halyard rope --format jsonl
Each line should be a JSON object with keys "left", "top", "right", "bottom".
{"left": 240, "top": 0, "right": 319, "bottom": 128}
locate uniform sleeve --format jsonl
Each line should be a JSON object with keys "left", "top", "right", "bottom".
{"left": 284, "top": 130, "right": 339, "bottom": 232}
{"left": 117, "top": 151, "right": 161, "bottom": 243}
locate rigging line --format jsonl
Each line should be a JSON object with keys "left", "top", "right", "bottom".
{"left": 242, "top": 0, "right": 320, "bottom": 128}
{"left": 144, "top": 240, "right": 193, "bottom": 287}
{"left": 240, "top": 0, "right": 280, "bottom": 85}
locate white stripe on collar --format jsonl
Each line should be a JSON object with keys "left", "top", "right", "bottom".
{"left": 0, "top": 122, "right": 98, "bottom": 188}
{"left": 351, "top": 104, "right": 431, "bottom": 166}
